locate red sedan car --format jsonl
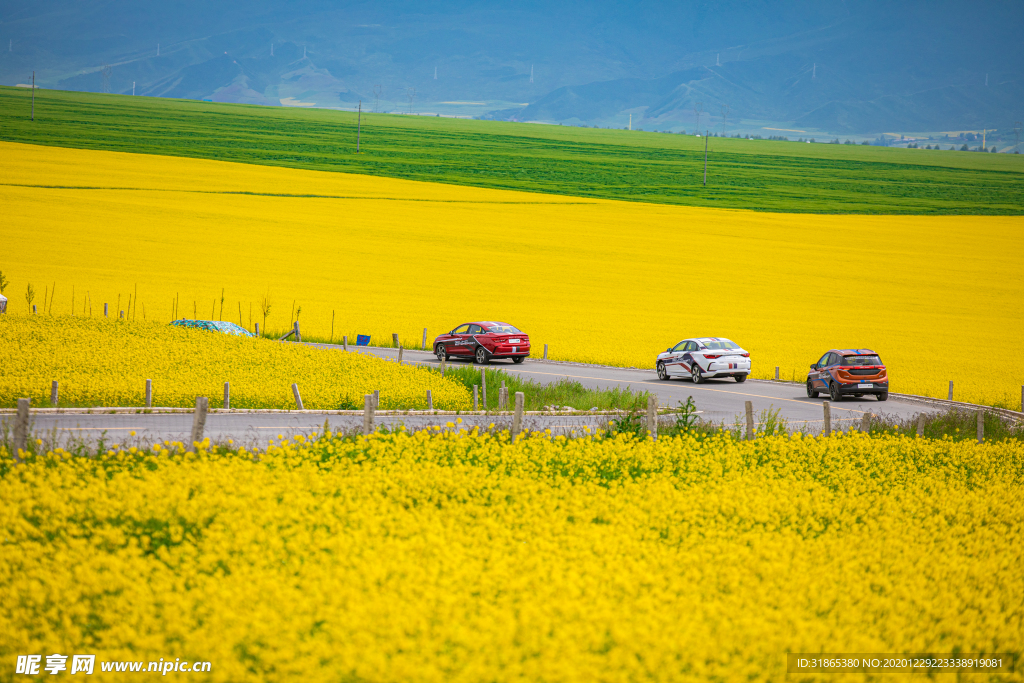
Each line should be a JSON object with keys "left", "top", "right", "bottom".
{"left": 434, "top": 321, "right": 530, "bottom": 364}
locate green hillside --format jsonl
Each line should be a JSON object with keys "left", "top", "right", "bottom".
{"left": 2, "top": 86, "right": 1022, "bottom": 214}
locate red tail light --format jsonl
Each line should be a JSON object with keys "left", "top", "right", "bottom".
{"left": 704, "top": 354, "right": 720, "bottom": 359}
{"left": 742, "top": 353, "right": 750, "bottom": 357}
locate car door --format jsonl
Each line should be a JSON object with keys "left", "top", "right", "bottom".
{"left": 811, "top": 353, "right": 830, "bottom": 389}
{"left": 666, "top": 340, "right": 689, "bottom": 375}
{"left": 467, "top": 324, "right": 485, "bottom": 353}
{"left": 680, "top": 341, "right": 700, "bottom": 373}
{"left": 448, "top": 323, "right": 472, "bottom": 355}
{"left": 816, "top": 353, "right": 836, "bottom": 389}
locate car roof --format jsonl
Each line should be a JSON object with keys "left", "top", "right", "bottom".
{"left": 832, "top": 348, "right": 877, "bottom": 356}
{"left": 472, "top": 321, "right": 513, "bottom": 327}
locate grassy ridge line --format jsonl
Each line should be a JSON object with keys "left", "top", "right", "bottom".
{"left": 1, "top": 86, "right": 1022, "bottom": 214}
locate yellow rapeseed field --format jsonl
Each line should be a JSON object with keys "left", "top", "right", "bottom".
{"left": 0, "top": 429, "right": 1021, "bottom": 681}
{"left": 0, "top": 316, "right": 470, "bottom": 410}
{"left": 1, "top": 141, "right": 1021, "bottom": 406}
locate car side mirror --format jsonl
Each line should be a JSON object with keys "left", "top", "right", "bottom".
{"left": 810, "top": 364, "right": 817, "bottom": 369}
{"left": 666, "top": 348, "right": 672, "bottom": 352}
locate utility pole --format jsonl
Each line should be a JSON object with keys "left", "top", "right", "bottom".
{"left": 157, "top": 43, "right": 160, "bottom": 56}
{"left": 693, "top": 101, "right": 703, "bottom": 134}
{"left": 356, "top": 101, "right": 362, "bottom": 152}
{"left": 30, "top": 71, "right": 34, "bottom": 121}
{"left": 530, "top": 65, "right": 534, "bottom": 83}
{"left": 132, "top": 81, "right": 135, "bottom": 96}
{"left": 373, "top": 85, "right": 382, "bottom": 113}
{"left": 812, "top": 63, "right": 816, "bottom": 79}
{"left": 703, "top": 130, "right": 708, "bottom": 186}
{"left": 628, "top": 113, "right": 631, "bottom": 130}
{"left": 1014, "top": 122, "right": 1021, "bottom": 153}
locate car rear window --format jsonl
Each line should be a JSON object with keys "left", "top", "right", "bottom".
{"left": 487, "top": 324, "right": 521, "bottom": 334}
{"left": 841, "top": 355, "right": 882, "bottom": 366}
{"left": 703, "top": 340, "right": 740, "bottom": 350}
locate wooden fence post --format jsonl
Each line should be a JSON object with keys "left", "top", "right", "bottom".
{"left": 774, "top": 366, "right": 780, "bottom": 380}
{"left": 398, "top": 346, "right": 404, "bottom": 365}
{"left": 947, "top": 380, "right": 954, "bottom": 401}
{"left": 292, "top": 383, "right": 304, "bottom": 410}
{"left": 50, "top": 380, "right": 58, "bottom": 407}
{"left": 189, "top": 397, "right": 208, "bottom": 451}
{"left": 473, "top": 385, "right": 479, "bottom": 411}
{"left": 543, "top": 344, "right": 548, "bottom": 360}
{"left": 223, "top": 382, "right": 230, "bottom": 410}
{"left": 499, "top": 382, "right": 507, "bottom": 410}
{"left": 427, "top": 389, "right": 433, "bottom": 411}
{"left": 977, "top": 410, "right": 984, "bottom": 443}
{"left": 916, "top": 414, "right": 925, "bottom": 436}
{"left": 12, "top": 398, "right": 29, "bottom": 462}
{"left": 440, "top": 356, "right": 446, "bottom": 377}
{"left": 392, "top": 333, "right": 399, "bottom": 347}
{"left": 145, "top": 379, "right": 152, "bottom": 408}
{"left": 104, "top": 303, "right": 108, "bottom": 317}
{"left": 512, "top": 392, "right": 524, "bottom": 442}
{"left": 647, "top": 395, "right": 658, "bottom": 439}
{"left": 422, "top": 328, "right": 428, "bottom": 350}
{"left": 481, "top": 370, "right": 487, "bottom": 411}
{"left": 363, "top": 395, "right": 374, "bottom": 435}
{"left": 822, "top": 401, "right": 831, "bottom": 436}
{"left": 744, "top": 400, "right": 754, "bottom": 440}
{"left": 860, "top": 412, "right": 872, "bottom": 432}
{"left": 343, "top": 335, "right": 347, "bottom": 350}
{"left": 294, "top": 321, "right": 301, "bottom": 343}
{"left": 373, "top": 390, "right": 380, "bottom": 410}
{"left": 255, "top": 322, "right": 260, "bottom": 337}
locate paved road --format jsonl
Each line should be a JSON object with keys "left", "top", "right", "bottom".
{"left": 341, "top": 345, "right": 935, "bottom": 427}
{"left": 6, "top": 345, "right": 937, "bottom": 448}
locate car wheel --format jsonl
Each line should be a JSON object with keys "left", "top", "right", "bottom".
{"left": 734, "top": 374, "right": 747, "bottom": 383}
{"left": 829, "top": 381, "right": 842, "bottom": 402}
{"left": 512, "top": 356, "right": 525, "bottom": 364}
{"left": 474, "top": 346, "right": 490, "bottom": 365}
{"left": 806, "top": 380, "right": 819, "bottom": 398}
{"left": 434, "top": 344, "right": 448, "bottom": 362}
{"left": 876, "top": 392, "right": 889, "bottom": 402}
{"left": 657, "top": 362, "right": 669, "bottom": 381}
{"left": 691, "top": 365, "right": 704, "bottom": 384}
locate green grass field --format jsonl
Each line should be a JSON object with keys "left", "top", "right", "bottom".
{"left": 2, "top": 86, "right": 1022, "bottom": 214}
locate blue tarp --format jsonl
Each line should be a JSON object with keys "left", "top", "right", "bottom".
{"left": 170, "top": 319, "right": 255, "bottom": 337}
{"left": 356, "top": 334, "right": 371, "bottom": 346}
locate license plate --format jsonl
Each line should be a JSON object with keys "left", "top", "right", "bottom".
{"left": 857, "top": 383, "right": 872, "bottom": 389}
{"left": 509, "top": 339, "right": 521, "bottom": 344}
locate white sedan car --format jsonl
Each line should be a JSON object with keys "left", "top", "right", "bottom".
{"left": 656, "top": 337, "right": 751, "bottom": 383}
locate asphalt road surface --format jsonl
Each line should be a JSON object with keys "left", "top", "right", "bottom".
{"left": 343, "top": 346, "right": 936, "bottom": 428}
{"left": 7, "top": 345, "right": 938, "bottom": 448}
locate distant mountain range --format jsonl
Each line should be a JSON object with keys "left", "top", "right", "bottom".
{"left": 2, "top": 1, "right": 1021, "bottom": 135}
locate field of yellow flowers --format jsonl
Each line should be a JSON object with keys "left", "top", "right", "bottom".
{"left": 1, "top": 141, "right": 1021, "bottom": 407}
{"left": 0, "top": 429, "right": 1021, "bottom": 681}
{"left": 0, "top": 316, "right": 470, "bottom": 410}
